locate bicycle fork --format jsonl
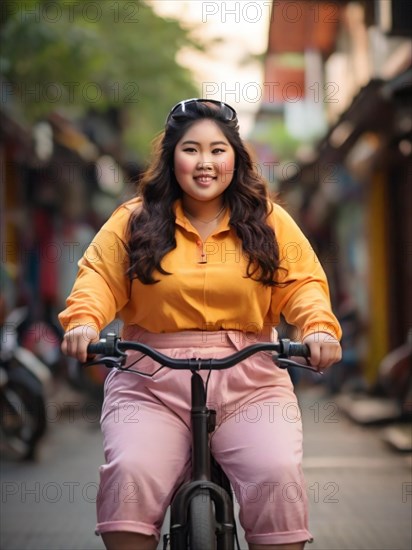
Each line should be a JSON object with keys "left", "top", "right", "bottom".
{"left": 168, "top": 370, "right": 236, "bottom": 549}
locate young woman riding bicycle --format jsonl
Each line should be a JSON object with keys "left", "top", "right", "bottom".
{"left": 60, "top": 99, "right": 342, "bottom": 550}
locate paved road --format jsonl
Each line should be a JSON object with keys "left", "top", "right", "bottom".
{"left": 1, "top": 386, "right": 411, "bottom": 549}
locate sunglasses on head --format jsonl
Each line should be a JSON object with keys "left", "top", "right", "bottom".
{"left": 166, "top": 98, "right": 237, "bottom": 125}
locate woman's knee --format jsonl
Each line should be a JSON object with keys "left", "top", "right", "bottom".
{"left": 248, "top": 452, "right": 303, "bottom": 481}
{"left": 232, "top": 456, "right": 305, "bottom": 508}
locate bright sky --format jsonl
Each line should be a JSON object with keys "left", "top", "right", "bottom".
{"left": 149, "top": 0, "right": 272, "bottom": 136}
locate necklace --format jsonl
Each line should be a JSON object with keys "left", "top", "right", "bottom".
{"left": 184, "top": 204, "right": 226, "bottom": 224}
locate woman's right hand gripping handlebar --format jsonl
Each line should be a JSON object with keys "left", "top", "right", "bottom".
{"left": 61, "top": 325, "right": 100, "bottom": 363}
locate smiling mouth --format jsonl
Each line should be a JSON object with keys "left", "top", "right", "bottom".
{"left": 194, "top": 175, "right": 216, "bottom": 184}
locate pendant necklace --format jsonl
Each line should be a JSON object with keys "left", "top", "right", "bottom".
{"left": 184, "top": 204, "right": 226, "bottom": 264}
{"left": 184, "top": 204, "right": 226, "bottom": 224}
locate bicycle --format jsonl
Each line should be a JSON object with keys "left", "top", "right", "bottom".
{"left": 85, "top": 333, "right": 320, "bottom": 550}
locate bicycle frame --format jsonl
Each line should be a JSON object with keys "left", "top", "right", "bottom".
{"left": 169, "top": 370, "right": 236, "bottom": 549}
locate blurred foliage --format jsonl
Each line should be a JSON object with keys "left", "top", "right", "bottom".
{"left": 0, "top": 0, "right": 202, "bottom": 158}
{"left": 250, "top": 118, "right": 301, "bottom": 161}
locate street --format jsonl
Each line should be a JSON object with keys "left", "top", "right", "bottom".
{"left": 1, "top": 385, "right": 411, "bottom": 550}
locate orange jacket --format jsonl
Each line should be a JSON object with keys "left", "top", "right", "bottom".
{"left": 58, "top": 199, "right": 341, "bottom": 341}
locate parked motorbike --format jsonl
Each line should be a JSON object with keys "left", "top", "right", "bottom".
{"left": 0, "top": 307, "right": 51, "bottom": 460}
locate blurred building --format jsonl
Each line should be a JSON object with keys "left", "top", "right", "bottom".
{"left": 1, "top": 83, "right": 140, "bottom": 330}
{"left": 251, "top": 0, "right": 412, "bottom": 386}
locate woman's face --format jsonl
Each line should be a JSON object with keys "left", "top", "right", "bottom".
{"left": 173, "top": 119, "right": 236, "bottom": 205}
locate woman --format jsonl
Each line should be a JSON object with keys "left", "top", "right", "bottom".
{"left": 60, "top": 99, "right": 342, "bottom": 550}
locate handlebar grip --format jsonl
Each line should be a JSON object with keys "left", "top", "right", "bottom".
{"left": 87, "top": 342, "right": 107, "bottom": 355}
{"left": 279, "top": 339, "right": 310, "bottom": 358}
{"left": 87, "top": 332, "right": 119, "bottom": 357}
{"left": 288, "top": 342, "right": 310, "bottom": 357}
{"left": 87, "top": 336, "right": 117, "bottom": 356}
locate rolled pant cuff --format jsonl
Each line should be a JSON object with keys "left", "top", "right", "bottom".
{"left": 246, "top": 529, "right": 313, "bottom": 545}
{"left": 95, "top": 520, "right": 160, "bottom": 541}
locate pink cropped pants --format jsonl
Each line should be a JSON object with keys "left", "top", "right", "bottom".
{"left": 96, "top": 327, "right": 313, "bottom": 545}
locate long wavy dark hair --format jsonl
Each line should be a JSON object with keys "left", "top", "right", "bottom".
{"left": 127, "top": 101, "right": 282, "bottom": 286}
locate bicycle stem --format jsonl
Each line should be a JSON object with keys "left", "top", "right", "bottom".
{"left": 191, "top": 371, "right": 212, "bottom": 481}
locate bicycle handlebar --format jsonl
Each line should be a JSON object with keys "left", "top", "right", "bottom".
{"left": 86, "top": 333, "right": 313, "bottom": 372}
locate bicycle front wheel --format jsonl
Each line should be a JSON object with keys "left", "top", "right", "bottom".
{"left": 188, "top": 490, "right": 217, "bottom": 550}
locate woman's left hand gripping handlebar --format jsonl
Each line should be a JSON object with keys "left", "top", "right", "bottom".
{"left": 303, "top": 331, "right": 342, "bottom": 371}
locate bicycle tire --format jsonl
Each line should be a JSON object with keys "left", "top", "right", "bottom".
{"left": 188, "top": 490, "right": 217, "bottom": 550}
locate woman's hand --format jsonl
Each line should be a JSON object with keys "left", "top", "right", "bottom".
{"left": 61, "top": 325, "right": 99, "bottom": 363}
{"left": 303, "top": 331, "right": 342, "bottom": 371}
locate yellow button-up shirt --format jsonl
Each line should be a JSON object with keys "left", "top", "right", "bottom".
{"left": 58, "top": 198, "right": 341, "bottom": 341}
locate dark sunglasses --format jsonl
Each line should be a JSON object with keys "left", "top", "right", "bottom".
{"left": 166, "top": 98, "right": 237, "bottom": 125}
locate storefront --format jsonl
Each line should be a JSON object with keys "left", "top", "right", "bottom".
{"left": 280, "top": 67, "right": 412, "bottom": 384}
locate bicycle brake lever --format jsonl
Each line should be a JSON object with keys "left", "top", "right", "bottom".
{"left": 83, "top": 357, "right": 125, "bottom": 370}
{"left": 276, "top": 357, "right": 323, "bottom": 374}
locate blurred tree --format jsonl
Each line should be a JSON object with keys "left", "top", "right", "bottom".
{"left": 0, "top": 0, "right": 201, "bottom": 157}
{"left": 251, "top": 119, "right": 301, "bottom": 160}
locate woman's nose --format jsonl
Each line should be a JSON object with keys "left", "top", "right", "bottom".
{"left": 196, "top": 158, "right": 214, "bottom": 170}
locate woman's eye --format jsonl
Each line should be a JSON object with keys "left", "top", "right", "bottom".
{"left": 182, "top": 147, "right": 197, "bottom": 153}
{"left": 212, "top": 148, "right": 225, "bottom": 154}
